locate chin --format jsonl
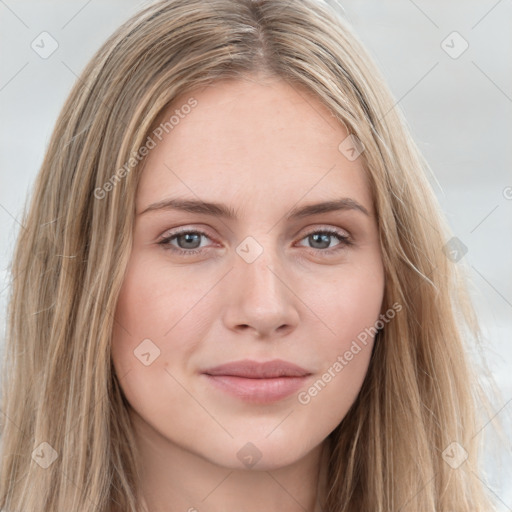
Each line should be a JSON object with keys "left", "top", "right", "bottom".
{"left": 203, "top": 437, "right": 314, "bottom": 471}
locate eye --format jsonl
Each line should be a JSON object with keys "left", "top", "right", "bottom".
{"left": 157, "top": 226, "right": 353, "bottom": 257}
{"left": 158, "top": 229, "right": 213, "bottom": 256}
{"left": 296, "top": 228, "right": 352, "bottom": 253}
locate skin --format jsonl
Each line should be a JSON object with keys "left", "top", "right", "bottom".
{"left": 111, "top": 72, "right": 385, "bottom": 512}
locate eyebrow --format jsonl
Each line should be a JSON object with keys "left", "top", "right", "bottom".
{"left": 138, "top": 197, "right": 370, "bottom": 219}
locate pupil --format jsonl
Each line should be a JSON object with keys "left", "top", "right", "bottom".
{"left": 181, "top": 233, "right": 200, "bottom": 248}
{"left": 311, "top": 233, "right": 330, "bottom": 249}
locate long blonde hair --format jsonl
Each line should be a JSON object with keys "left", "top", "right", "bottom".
{"left": 0, "top": 0, "right": 504, "bottom": 510}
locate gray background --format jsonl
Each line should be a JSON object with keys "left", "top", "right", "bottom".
{"left": 0, "top": 0, "right": 511, "bottom": 508}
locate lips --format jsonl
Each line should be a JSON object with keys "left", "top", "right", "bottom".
{"left": 203, "top": 359, "right": 311, "bottom": 378}
{"left": 202, "top": 359, "right": 311, "bottom": 403}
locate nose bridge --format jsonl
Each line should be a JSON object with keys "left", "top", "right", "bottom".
{"left": 236, "top": 233, "right": 285, "bottom": 300}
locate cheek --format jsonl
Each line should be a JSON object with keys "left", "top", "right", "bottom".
{"left": 113, "top": 251, "right": 213, "bottom": 341}
{"left": 111, "top": 251, "right": 236, "bottom": 418}
{"left": 110, "top": 255, "right": 211, "bottom": 430}
{"left": 308, "top": 256, "right": 384, "bottom": 346}
{"left": 111, "top": 253, "right": 203, "bottom": 380}
{"left": 298, "top": 258, "right": 384, "bottom": 404}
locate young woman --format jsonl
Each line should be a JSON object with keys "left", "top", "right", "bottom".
{"left": 0, "top": 0, "right": 503, "bottom": 510}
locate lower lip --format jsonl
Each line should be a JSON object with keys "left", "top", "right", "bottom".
{"left": 203, "top": 374, "right": 310, "bottom": 403}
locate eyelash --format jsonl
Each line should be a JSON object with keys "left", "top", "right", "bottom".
{"left": 157, "top": 227, "right": 353, "bottom": 257}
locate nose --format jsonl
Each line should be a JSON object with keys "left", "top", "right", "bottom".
{"left": 221, "top": 243, "right": 300, "bottom": 339}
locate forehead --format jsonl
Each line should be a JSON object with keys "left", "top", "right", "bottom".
{"left": 136, "top": 76, "right": 372, "bottom": 215}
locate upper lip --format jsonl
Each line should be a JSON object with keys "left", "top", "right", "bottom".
{"left": 203, "top": 359, "right": 311, "bottom": 378}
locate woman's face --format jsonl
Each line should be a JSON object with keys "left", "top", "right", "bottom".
{"left": 112, "top": 75, "right": 385, "bottom": 470}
